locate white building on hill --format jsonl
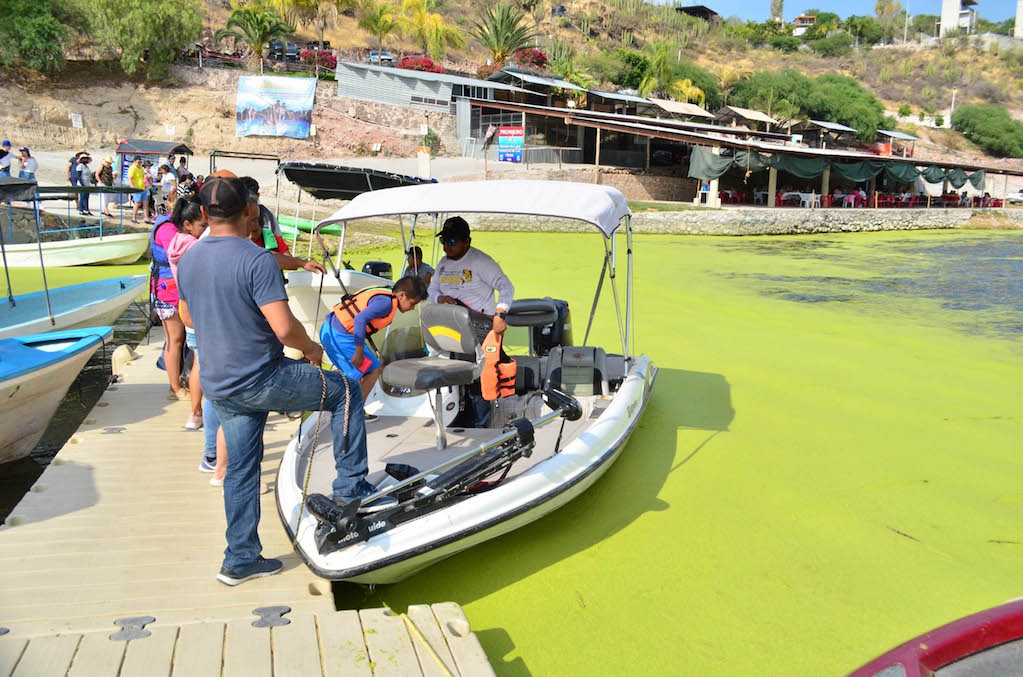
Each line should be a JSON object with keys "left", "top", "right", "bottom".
{"left": 940, "top": 0, "right": 978, "bottom": 35}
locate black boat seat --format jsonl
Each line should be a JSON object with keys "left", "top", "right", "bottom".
{"left": 382, "top": 304, "right": 484, "bottom": 391}
{"left": 381, "top": 357, "right": 477, "bottom": 390}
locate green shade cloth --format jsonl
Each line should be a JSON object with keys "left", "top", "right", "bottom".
{"left": 770, "top": 155, "right": 830, "bottom": 179}
{"left": 832, "top": 161, "right": 884, "bottom": 183}
{"left": 687, "top": 147, "right": 736, "bottom": 181}
{"left": 945, "top": 168, "right": 969, "bottom": 189}
{"left": 884, "top": 162, "right": 922, "bottom": 184}
{"left": 921, "top": 165, "right": 947, "bottom": 183}
{"left": 969, "top": 169, "right": 986, "bottom": 190}
{"left": 687, "top": 147, "right": 987, "bottom": 191}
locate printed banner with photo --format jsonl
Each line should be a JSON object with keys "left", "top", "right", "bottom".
{"left": 236, "top": 76, "right": 316, "bottom": 139}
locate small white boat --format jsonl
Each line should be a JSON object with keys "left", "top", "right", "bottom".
{"left": 0, "top": 326, "right": 113, "bottom": 464}
{"left": 0, "top": 232, "right": 150, "bottom": 267}
{"left": 0, "top": 275, "right": 147, "bottom": 339}
{"left": 277, "top": 180, "right": 656, "bottom": 584}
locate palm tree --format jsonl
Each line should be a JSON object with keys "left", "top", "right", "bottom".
{"left": 470, "top": 3, "right": 535, "bottom": 64}
{"left": 638, "top": 41, "right": 684, "bottom": 99}
{"left": 215, "top": 3, "right": 295, "bottom": 73}
{"left": 358, "top": 0, "right": 399, "bottom": 49}
{"left": 551, "top": 49, "right": 595, "bottom": 104}
{"left": 396, "top": 0, "right": 465, "bottom": 60}
{"left": 717, "top": 64, "right": 749, "bottom": 106}
{"left": 671, "top": 78, "right": 705, "bottom": 106}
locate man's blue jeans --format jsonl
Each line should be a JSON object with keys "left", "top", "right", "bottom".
{"left": 210, "top": 358, "right": 369, "bottom": 569}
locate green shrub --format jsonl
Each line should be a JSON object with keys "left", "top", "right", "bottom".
{"left": 951, "top": 103, "right": 1023, "bottom": 157}
{"left": 918, "top": 110, "right": 925, "bottom": 121}
{"left": 934, "top": 114, "right": 944, "bottom": 127}
{"left": 0, "top": 0, "right": 68, "bottom": 73}
{"left": 768, "top": 34, "right": 801, "bottom": 53}
{"left": 808, "top": 31, "right": 852, "bottom": 57}
{"left": 898, "top": 104, "right": 912, "bottom": 116}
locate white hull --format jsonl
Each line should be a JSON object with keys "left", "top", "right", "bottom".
{"left": 2, "top": 233, "right": 150, "bottom": 267}
{"left": 0, "top": 344, "right": 102, "bottom": 465}
{"left": 286, "top": 269, "right": 391, "bottom": 337}
{"left": 0, "top": 277, "right": 147, "bottom": 340}
{"left": 277, "top": 355, "right": 657, "bottom": 584}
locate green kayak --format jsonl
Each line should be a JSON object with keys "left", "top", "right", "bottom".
{"left": 278, "top": 215, "right": 342, "bottom": 236}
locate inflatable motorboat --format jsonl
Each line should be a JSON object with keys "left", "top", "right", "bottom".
{"left": 276, "top": 180, "right": 657, "bottom": 584}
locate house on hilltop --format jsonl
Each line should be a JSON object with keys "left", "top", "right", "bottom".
{"left": 792, "top": 14, "right": 817, "bottom": 36}
{"left": 940, "top": 0, "right": 978, "bottom": 35}
{"left": 674, "top": 5, "right": 721, "bottom": 26}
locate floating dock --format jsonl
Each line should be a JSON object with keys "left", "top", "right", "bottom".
{"left": 0, "top": 329, "right": 494, "bottom": 676}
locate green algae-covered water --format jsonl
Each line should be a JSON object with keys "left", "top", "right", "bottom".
{"left": 5, "top": 232, "right": 1022, "bottom": 674}
{"left": 337, "top": 229, "right": 1023, "bottom": 675}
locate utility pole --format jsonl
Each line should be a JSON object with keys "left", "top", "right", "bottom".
{"left": 949, "top": 87, "right": 957, "bottom": 127}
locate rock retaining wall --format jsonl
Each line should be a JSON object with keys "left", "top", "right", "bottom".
{"left": 454, "top": 168, "right": 697, "bottom": 202}
{"left": 462, "top": 207, "right": 1023, "bottom": 235}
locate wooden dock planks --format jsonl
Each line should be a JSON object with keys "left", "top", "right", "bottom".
{"left": 0, "top": 327, "right": 495, "bottom": 675}
{"left": 0, "top": 605, "right": 494, "bottom": 677}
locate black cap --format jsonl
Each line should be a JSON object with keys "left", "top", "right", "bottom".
{"left": 199, "top": 176, "right": 249, "bottom": 217}
{"left": 436, "top": 216, "right": 470, "bottom": 241}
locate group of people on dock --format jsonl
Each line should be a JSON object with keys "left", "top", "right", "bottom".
{"left": 153, "top": 172, "right": 514, "bottom": 586}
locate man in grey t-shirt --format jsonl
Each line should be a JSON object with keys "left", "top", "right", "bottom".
{"left": 177, "top": 175, "right": 395, "bottom": 587}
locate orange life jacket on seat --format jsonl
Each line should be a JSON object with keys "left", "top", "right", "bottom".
{"left": 481, "top": 329, "right": 517, "bottom": 401}
{"left": 332, "top": 287, "right": 398, "bottom": 337}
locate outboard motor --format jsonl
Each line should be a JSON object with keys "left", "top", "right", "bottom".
{"left": 362, "top": 260, "right": 392, "bottom": 280}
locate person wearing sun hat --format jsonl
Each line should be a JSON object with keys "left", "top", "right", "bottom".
{"left": 176, "top": 175, "right": 394, "bottom": 587}
{"left": 96, "top": 156, "right": 116, "bottom": 217}
{"left": 16, "top": 148, "right": 37, "bottom": 180}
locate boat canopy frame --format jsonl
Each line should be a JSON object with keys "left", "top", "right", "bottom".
{"left": 314, "top": 180, "right": 636, "bottom": 359}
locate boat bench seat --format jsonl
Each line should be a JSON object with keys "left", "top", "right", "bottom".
{"left": 382, "top": 357, "right": 477, "bottom": 391}
{"left": 381, "top": 304, "right": 484, "bottom": 392}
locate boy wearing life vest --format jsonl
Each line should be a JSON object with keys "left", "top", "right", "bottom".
{"left": 320, "top": 276, "right": 429, "bottom": 401}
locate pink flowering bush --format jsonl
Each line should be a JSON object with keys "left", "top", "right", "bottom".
{"left": 512, "top": 48, "right": 547, "bottom": 70}
{"left": 300, "top": 50, "right": 337, "bottom": 70}
{"left": 476, "top": 60, "right": 504, "bottom": 79}
{"left": 397, "top": 56, "right": 444, "bottom": 73}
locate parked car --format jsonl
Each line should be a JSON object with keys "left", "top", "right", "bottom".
{"left": 269, "top": 41, "right": 300, "bottom": 62}
{"left": 368, "top": 50, "right": 395, "bottom": 64}
{"left": 1007, "top": 189, "right": 1023, "bottom": 204}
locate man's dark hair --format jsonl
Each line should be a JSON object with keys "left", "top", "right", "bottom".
{"left": 408, "top": 245, "right": 423, "bottom": 259}
{"left": 240, "top": 176, "right": 260, "bottom": 197}
{"left": 393, "top": 275, "right": 428, "bottom": 301}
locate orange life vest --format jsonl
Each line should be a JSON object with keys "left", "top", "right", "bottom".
{"left": 332, "top": 287, "right": 397, "bottom": 337}
{"left": 481, "top": 330, "right": 517, "bottom": 401}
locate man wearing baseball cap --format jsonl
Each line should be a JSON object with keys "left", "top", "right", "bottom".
{"left": 428, "top": 215, "right": 515, "bottom": 426}
{"left": 177, "top": 176, "right": 394, "bottom": 587}
{"left": 0, "top": 141, "right": 12, "bottom": 178}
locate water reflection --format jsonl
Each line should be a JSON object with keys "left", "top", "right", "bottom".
{"left": 722, "top": 233, "right": 1023, "bottom": 341}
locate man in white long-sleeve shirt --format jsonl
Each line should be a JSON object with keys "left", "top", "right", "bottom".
{"left": 428, "top": 216, "right": 515, "bottom": 427}
{"left": 428, "top": 216, "right": 514, "bottom": 341}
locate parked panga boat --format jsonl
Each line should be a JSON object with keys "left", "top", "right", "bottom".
{"left": 0, "top": 179, "right": 149, "bottom": 267}
{"left": 0, "top": 327, "right": 113, "bottom": 464}
{"left": 0, "top": 276, "right": 147, "bottom": 340}
{"left": 277, "top": 180, "right": 657, "bottom": 584}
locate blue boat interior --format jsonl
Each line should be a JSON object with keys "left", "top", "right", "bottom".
{"left": 1, "top": 276, "right": 146, "bottom": 333}
{"left": 0, "top": 327, "right": 114, "bottom": 381}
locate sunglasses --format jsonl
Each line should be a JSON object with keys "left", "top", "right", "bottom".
{"left": 440, "top": 235, "right": 460, "bottom": 246}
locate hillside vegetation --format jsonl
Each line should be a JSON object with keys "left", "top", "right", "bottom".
{"left": 4, "top": 0, "right": 1023, "bottom": 161}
